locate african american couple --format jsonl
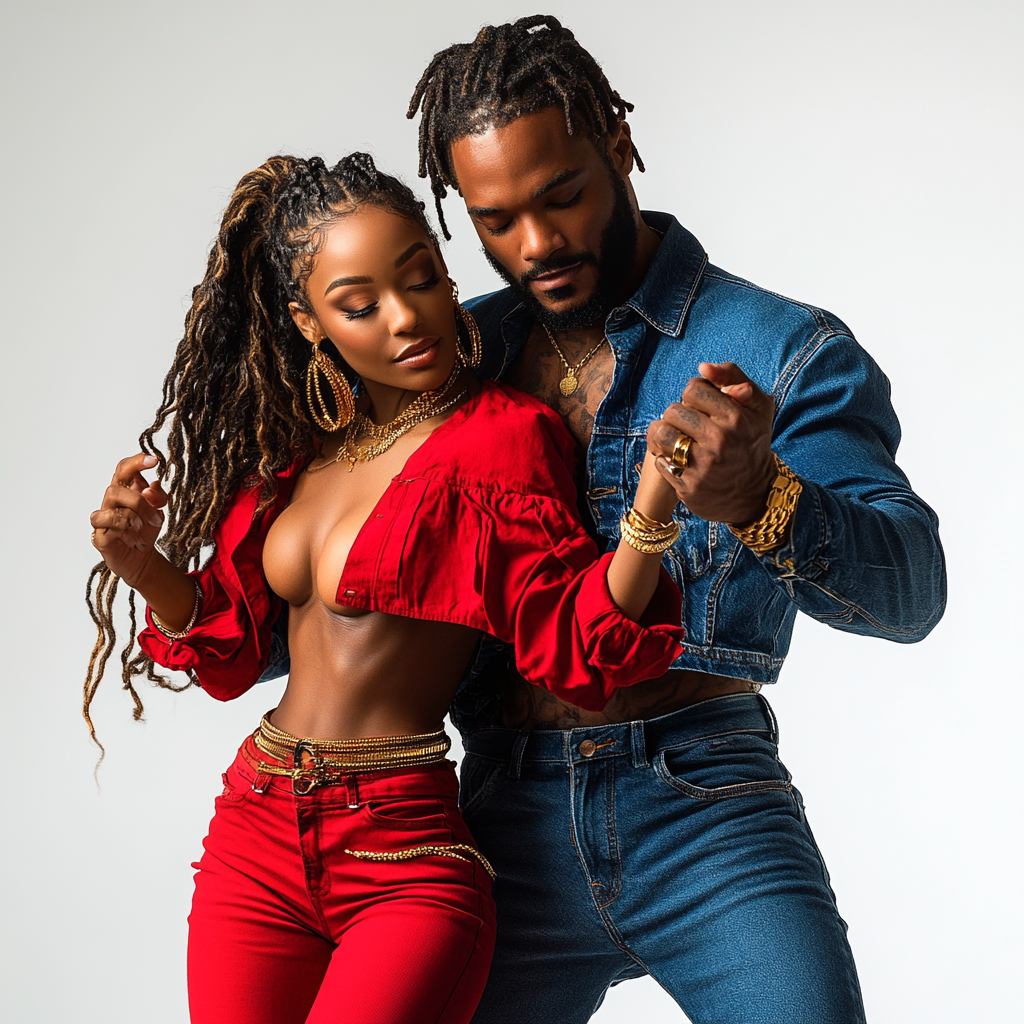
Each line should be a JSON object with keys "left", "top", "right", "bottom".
{"left": 85, "top": 14, "right": 944, "bottom": 1024}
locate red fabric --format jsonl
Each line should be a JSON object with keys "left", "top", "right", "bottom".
{"left": 188, "top": 748, "right": 495, "bottom": 1024}
{"left": 140, "top": 382, "right": 684, "bottom": 710}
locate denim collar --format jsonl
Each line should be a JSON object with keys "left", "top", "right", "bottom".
{"left": 624, "top": 211, "right": 708, "bottom": 338}
{"left": 498, "top": 211, "right": 708, "bottom": 340}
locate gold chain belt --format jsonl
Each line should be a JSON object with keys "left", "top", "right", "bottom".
{"left": 247, "top": 713, "right": 451, "bottom": 794}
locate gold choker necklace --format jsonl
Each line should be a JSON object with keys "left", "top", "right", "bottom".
{"left": 308, "top": 366, "right": 467, "bottom": 473}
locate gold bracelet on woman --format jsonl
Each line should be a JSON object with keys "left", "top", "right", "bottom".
{"left": 619, "top": 507, "right": 680, "bottom": 555}
{"left": 728, "top": 454, "right": 803, "bottom": 556}
{"left": 151, "top": 578, "right": 203, "bottom": 640}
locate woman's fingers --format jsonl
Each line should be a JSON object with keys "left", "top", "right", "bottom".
{"left": 100, "top": 483, "right": 165, "bottom": 527}
{"left": 142, "top": 477, "right": 169, "bottom": 509}
{"left": 111, "top": 453, "right": 160, "bottom": 491}
{"left": 90, "top": 509, "right": 151, "bottom": 551}
{"left": 91, "top": 507, "right": 144, "bottom": 534}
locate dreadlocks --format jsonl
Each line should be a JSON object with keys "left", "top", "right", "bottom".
{"left": 83, "top": 153, "right": 435, "bottom": 757}
{"left": 408, "top": 14, "right": 644, "bottom": 239}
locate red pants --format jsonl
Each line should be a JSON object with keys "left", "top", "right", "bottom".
{"left": 187, "top": 740, "right": 496, "bottom": 1024}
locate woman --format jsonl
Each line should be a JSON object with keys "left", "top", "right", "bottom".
{"left": 84, "top": 153, "right": 684, "bottom": 1024}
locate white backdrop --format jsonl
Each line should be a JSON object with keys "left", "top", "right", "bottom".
{"left": 1, "top": 1, "right": 1021, "bottom": 1021}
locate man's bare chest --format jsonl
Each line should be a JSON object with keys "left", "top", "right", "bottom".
{"left": 501, "top": 326, "right": 615, "bottom": 451}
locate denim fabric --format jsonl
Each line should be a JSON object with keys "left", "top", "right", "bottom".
{"left": 455, "top": 212, "right": 945, "bottom": 715}
{"left": 259, "top": 211, "right": 945, "bottom": 695}
{"left": 460, "top": 695, "right": 865, "bottom": 1024}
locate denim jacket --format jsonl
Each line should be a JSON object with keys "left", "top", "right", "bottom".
{"left": 262, "top": 211, "right": 946, "bottom": 707}
{"left": 461, "top": 211, "right": 946, "bottom": 691}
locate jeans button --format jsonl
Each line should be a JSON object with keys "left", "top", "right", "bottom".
{"left": 579, "top": 739, "right": 597, "bottom": 757}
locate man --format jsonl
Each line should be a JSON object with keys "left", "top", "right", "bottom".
{"left": 406, "top": 15, "right": 946, "bottom": 1024}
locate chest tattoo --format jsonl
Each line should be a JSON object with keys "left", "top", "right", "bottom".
{"left": 503, "top": 325, "right": 614, "bottom": 451}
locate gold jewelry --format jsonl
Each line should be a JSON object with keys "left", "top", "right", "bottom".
{"left": 451, "top": 280, "right": 482, "bottom": 369}
{"left": 253, "top": 714, "right": 451, "bottom": 772}
{"left": 619, "top": 507, "right": 680, "bottom": 554}
{"left": 728, "top": 454, "right": 803, "bottom": 556}
{"left": 305, "top": 340, "right": 355, "bottom": 432}
{"left": 670, "top": 433, "right": 693, "bottom": 473}
{"left": 542, "top": 326, "right": 608, "bottom": 396}
{"left": 246, "top": 714, "right": 454, "bottom": 795}
{"left": 151, "top": 578, "right": 202, "bottom": 640}
{"left": 307, "top": 363, "right": 467, "bottom": 473}
{"left": 344, "top": 844, "right": 497, "bottom": 881}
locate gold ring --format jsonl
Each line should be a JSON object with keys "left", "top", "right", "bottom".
{"left": 670, "top": 433, "right": 693, "bottom": 472}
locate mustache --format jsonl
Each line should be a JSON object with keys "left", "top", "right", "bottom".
{"left": 520, "top": 252, "right": 598, "bottom": 287}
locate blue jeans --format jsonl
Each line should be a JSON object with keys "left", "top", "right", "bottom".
{"left": 459, "top": 694, "right": 866, "bottom": 1024}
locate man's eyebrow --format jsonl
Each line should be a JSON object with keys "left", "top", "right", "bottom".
{"left": 532, "top": 168, "right": 582, "bottom": 199}
{"left": 395, "top": 241, "right": 428, "bottom": 268}
{"left": 325, "top": 275, "right": 372, "bottom": 296}
{"left": 467, "top": 169, "right": 583, "bottom": 217}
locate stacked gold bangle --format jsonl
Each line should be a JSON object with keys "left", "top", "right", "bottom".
{"left": 728, "top": 454, "right": 803, "bottom": 556}
{"left": 619, "top": 507, "right": 680, "bottom": 554}
{"left": 151, "top": 578, "right": 203, "bottom": 640}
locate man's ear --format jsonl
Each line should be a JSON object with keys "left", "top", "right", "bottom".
{"left": 607, "top": 121, "right": 635, "bottom": 177}
{"left": 289, "top": 301, "right": 319, "bottom": 345}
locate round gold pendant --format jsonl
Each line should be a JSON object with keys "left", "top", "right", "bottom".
{"left": 559, "top": 372, "right": 578, "bottom": 396}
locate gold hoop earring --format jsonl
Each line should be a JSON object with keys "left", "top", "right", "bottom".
{"left": 305, "top": 341, "right": 355, "bottom": 432}
{"left": 450, "top": 280, "right": 482, "bottom": 369}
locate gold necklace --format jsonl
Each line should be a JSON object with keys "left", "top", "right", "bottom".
{"left": 542, "top": 325, "right": 609, "bottom": 396}
{"left": 308, "top": 366, "right": 467, "bottom": 473}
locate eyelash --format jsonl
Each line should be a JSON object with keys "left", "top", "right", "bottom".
{"left": 484, "top": 191, "right": 583, "bottom": 237}
{"left": 343, "top": 273, "right": 441, "bottom": 320}
{"left": 550, "top": 191, "right": 582, "bottom": 210}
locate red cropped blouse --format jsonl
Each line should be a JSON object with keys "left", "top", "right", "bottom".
{"left": 138, "top": 382, "right": 684, "bottom": 711}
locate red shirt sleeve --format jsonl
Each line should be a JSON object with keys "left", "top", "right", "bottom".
{"left": 472, "top": 491, "right": 684, "bottom": 711}
{"left": 137, "top": 474, "right": 293, "bottom": 702}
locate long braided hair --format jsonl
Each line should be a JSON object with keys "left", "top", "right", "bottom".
{"left": 407, "top": 14, "right": 644, "bottom": 239}
{"left": 83, "top": 153, "right": 435, "bottom": 753}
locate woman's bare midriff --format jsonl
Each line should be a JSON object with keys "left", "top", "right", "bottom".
{"left": 261, "top": 410, "right": 480, "bottom": 742}
{"left": 272, "top": 600, "right": 480, "bottom": 740}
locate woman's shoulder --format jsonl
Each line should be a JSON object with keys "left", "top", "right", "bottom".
{"left": 416, "top": 380, "right": 578, "bottom": 497}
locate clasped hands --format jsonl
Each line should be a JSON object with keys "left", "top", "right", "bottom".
{"left": 646, "top": 362, "right": 776, "bottom": 526}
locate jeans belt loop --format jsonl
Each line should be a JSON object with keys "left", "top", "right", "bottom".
{"left": 757, "top": 692, "right": 779, "bottom": 743}
{"left": 629, "top": 720, "right": 649, "bottom": 768}
{"left": 508, "top": 731, "right": 529, "bottom": 781}
{"left": 346, "top": 775, "right": 359, "bottom": 809}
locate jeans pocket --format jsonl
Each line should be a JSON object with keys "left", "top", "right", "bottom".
{"left": 653, "top": 732, "right": 792, "bottom": 801}
{"left": 216, "top": 762, "right": 253, "bottom": 805}
{"left": 458, "top": 753, "right": 501, "bottom": 816}
{"left": 364, "top": 797, "right": 449, "bottom": 831}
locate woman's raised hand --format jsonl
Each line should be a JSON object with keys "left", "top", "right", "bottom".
{"left": 89, "top": 454, "right": 168, "bottom": 588}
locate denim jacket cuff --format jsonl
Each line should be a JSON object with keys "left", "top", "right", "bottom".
{"left": 754, "top": 476, "right": 829, "bottom": 580}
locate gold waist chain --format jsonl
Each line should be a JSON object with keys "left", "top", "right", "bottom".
{"left": 252, "top": 713, "right": 451, "bottom": 777}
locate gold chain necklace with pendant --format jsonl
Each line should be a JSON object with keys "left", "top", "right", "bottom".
{"left": 542, "top": 325, "right": 609, "bottom": 396}
{"left": 307, "top": 365, "right": 467, "bottom": 473}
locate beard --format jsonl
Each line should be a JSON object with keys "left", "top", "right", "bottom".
{"left": 482, "top": 167, "right": 639, "bottom": 332}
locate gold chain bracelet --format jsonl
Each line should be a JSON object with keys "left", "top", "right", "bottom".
{"left": 151, "top": 578, "right": 202, "bottom": 640}
{"left": 728, "top": 455, "right": 803, "bottom": 556}
{"left": 619, "top": 507, "right": 680, "bottom": 555}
